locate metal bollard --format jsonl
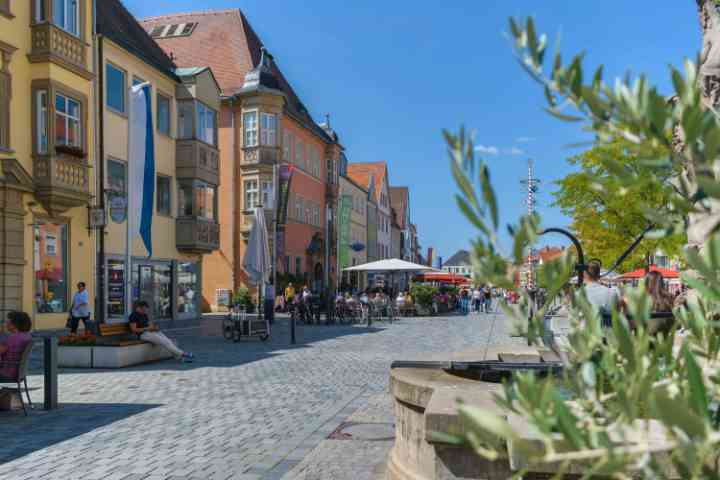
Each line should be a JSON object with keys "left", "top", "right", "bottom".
{"left": 44, "top": 337, "right": 58, "bottom": 410}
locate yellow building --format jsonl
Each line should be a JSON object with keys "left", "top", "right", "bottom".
{"left": 96, "top": 0, "right": 221, "bottom": 322}
{"left": 0, "top": 0, "right": 96, "bottom": 330}
{"left": 339, "top": 174, "right": 368, "bottom": 291}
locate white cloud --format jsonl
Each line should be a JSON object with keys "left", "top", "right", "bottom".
{"left": 505, "top": 147, "right": 525, "bottom": 156}
{"left": 515, "top": 137, "right": 536, "bottom": 143}
{"left": 474, "top": 145, "right": 499, "bottom": 155}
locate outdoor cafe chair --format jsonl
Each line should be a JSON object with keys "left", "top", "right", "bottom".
{"left": 0, "top": 342, "right": 34, "bottom": 416}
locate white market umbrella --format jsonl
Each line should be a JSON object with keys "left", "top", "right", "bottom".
{"left": 343, "top": 258, "right": 437, "bottom": 273}
{"left": 243, "top": 207, "right": 271, "bottom": 286}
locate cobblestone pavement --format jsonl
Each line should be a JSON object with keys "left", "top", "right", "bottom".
{"left": 0, "top": 311, "right": 519, "bottom": 480}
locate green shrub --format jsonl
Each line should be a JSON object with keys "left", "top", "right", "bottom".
{"left": 232, "top": 287, "right": 255, "bottom": 311}
{"left": 410, "top": 284, "right": 438, "bottom": 309}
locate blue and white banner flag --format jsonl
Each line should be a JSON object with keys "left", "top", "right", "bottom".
{"left": 128, "top": 83, "right": 155, "bottom": 257}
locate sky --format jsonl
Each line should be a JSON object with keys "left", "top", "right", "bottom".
{"left": 125, "top": 0, "right": 700, "bottom": 262}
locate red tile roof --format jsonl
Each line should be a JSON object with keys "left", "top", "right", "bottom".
{"left": 139, "top": 9, "right": 332, "bottom": 142}
{"left": 346, "top": 162, "right": 388, "bottom": 204}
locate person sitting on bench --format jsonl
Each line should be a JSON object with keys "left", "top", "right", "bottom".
{"left": 129, "top": 301, "right": 194, "bottom": 362}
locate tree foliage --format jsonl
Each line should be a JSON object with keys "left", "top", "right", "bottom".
{"left": 443, "top": 14, "right": 720, "bottom": 479}
{"left": 553, "top": 136, "right": 686, "bottom": 272}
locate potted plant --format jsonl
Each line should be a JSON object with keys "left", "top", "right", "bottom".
{"left": 232, "top": 287, "right": 255, "bottom": 313}
{"left": 410, "top": 284, "right": 438, "bottom": 316}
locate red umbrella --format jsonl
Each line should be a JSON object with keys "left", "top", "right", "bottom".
{"left": 618, "top": 265, "right": 679, "bottom": 280}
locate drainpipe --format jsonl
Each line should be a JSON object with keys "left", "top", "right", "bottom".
{"left": 95, "top": 31, "right": 106, "bottom": 324}
{"left": 229, "top": 97, "right": 236, "bottom": 293}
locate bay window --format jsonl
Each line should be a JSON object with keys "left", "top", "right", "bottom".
{"left": 197, "top": 102, "right": 216, "bottom": 145}
{"left": 244, "top": 179, "right": 259, "bottom": 210}
{"left": 178, "top": 180, "right": 217, "bottom": 221}
{"left": 54, "top": 0, "right": 79, "bottom": 36}
{"left": 55, "top": 93, "right": 81, "bottom": 148}
{"left": 260, "top": 113, "right": 277, "bottom": 146}
{"left": 36, "top": 90, "right": 48, "bottom": 154}
{"left": 178, "top": 101, "right": 194, "bottom": 139}
{"left": 243, "top": 111, "right": 258, "bottom": 147}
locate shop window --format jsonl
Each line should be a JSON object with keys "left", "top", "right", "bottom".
{"left": 243, "top": 111, "right": 258, "bottom": 147}
{"left": 55, "top": 93, "right": 81, "bottom": 148}
{"left": 178, "top": 262, "right": 199, "bottom": 316}
{"left": 260, "top": 113, "right": 277, "bottom": 146}
{"left": 157, "top": 93, "right": 171, "bottom": 136}
{"left": 34, "top": 221, "right": 68, "bottom": 313}
{"left": 157, "top": 175, "right": 171, "bottom": 216}
{"left": 106, "top": 63, "right": 126, "bottom": 113}
{"left": 107, "top": 259, "right": 125, "bottom": 317}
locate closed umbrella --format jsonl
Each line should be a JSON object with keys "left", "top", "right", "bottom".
{"left": 243, "top": 207, "right": 271, "bottom": 286}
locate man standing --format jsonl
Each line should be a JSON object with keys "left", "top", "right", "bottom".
{"left": 129, "top": 301, "right": 194, "bottom": 362}
{"left": 582, "top": 260, "right": 619, "bottom": 327}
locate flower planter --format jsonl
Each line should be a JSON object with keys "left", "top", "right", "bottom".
{"left": 415, "top": 305, "right": 433, "bottom": 316}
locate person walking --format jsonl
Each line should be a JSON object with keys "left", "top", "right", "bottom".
{"left": 460, "top": 289, "right": 470, "bottom": 315}
{"left": 483, "top": 285, "right": 493, "bottom": 314}
{"left": 69, "top": 282, "right": 91, "bottom": 335}
{"left": 582, "top": 260, "right": 620, "bottom": 327}
{"left": 471, "top": 287, "right": 479, "bottom": 313}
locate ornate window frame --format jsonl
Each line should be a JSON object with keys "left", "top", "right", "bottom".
{"left": 0, "top": 40, "right": 17, "bottom": 152}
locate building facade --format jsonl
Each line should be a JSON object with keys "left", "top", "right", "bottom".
{"left": 347, "top": 162, "right": 391, "bottom": 260}
{"left": 141, "top": 10, "right": 343, "bottom": 308}
{"left": 390, "top": 186, "right": 413, "bottom": 261}
{"left": 0, "top": 0, "right": 97, "bottom": 330}
{"left": 338, "top": 174, "right": 368, "bottom": 291}
{"left": 442, "top": 250, "right": 473, "bottom": 277}
{"left": 97, "top": 0, "right": 221, "bottom": 322}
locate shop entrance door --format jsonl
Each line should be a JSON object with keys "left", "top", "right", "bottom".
{"left": 139, "top": 265, "right": 154, "bottom": 314}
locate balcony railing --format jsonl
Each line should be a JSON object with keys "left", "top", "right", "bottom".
{"left": 29, "top": 23, "right": 91, "bottom": 79}
{"left": 176, "top": 218, "right": 220, "bottom": 254}
{"left": 176, "top": 139, "right": 219, "bottom": 185}
{"left": 33, "top": 153, "right": 91, "bottom": 215}
{"left": 241, "top": 146, "right": 278, "bottom": 167}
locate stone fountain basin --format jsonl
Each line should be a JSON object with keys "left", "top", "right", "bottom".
{"left": 387, "top": 345, "right": 680, "bottom": 480}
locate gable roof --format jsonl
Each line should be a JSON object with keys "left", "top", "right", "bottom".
{"left": 346, "top": 162, "right": 388, "bottom": 204}
{"left": 97, "top": 0, "right": 178, "bottom": 81}
{"left": 389, "top": 186, "right": 409, "bottom": 229}
{"left": 140, "top": 9, "right": 333, "bottom": 143}
{"left": 443, "top": 250, "right": 472, "bottom": 267}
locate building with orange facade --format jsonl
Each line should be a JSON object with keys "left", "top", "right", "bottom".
{"left": 141, "top": 10, "right": 343, "bottom": 309}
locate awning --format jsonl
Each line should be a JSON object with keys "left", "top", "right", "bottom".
{"left": 414, "top": 272, "right": 468, "bottom": 285}
{"left": 618, "top": 265, "right": 680, "bottom": 280}
{"left": 343, "top": 258, "right": 436, "bottom": 272}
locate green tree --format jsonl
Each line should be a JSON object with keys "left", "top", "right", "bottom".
{"left": 553, "top": 136, "right": 686, "bottom": 272}
{"left": 441, "top": 8, "right": 720, "bottom": 477}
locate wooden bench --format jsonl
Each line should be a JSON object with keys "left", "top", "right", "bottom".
{"left": 97, "top": 323, "right": 146, "bottom": 346}
{"left": 399, "top": 305, "right": 416, "bottom": 317}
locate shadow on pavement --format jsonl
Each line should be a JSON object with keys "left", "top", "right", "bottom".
{"left": 27, "top": 317, "right": 387, "bottom": 376}
{"left": 0, "top": 402, "right": 160, "bottom": 464}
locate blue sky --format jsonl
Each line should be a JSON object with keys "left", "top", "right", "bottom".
{"left": 126, "top": 0, "right": 699, "bottom": 261}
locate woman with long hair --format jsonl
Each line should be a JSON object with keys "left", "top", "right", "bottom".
{"left": 645, "top": 271, "right": 674, "bottom": 313}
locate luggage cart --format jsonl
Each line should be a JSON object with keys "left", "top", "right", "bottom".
{"left": 222, "top": 306, "right": 270, "bottom": 342}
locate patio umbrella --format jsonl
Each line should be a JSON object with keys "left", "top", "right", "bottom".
{"left": 243, "top": 207, "right": 271, "bottom": 286}
{"left": 343, "top": 258, "right": 437, "bottom": 272}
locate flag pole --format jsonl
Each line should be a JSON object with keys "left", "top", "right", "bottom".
{"left": 125, "top": 84, "right": 132, "bottom": 322}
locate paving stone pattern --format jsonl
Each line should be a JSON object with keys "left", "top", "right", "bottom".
{"left": 0, "top": 311, "right": 518, "bottom": 480}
